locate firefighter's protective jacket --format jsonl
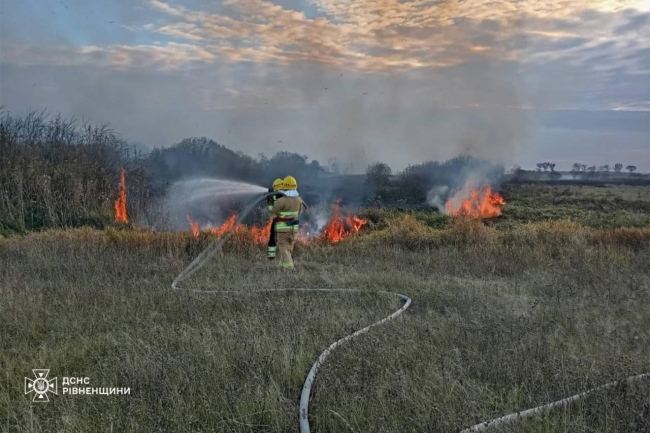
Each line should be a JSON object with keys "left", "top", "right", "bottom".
{"left": 271, "top": 196, "right": 307, "bottom": 232}
{"left": 266, "top": 192, "right": 282, "bottom": 212}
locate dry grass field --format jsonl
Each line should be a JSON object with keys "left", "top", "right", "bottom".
{"left": 1, "top": 184, "right": 650, "bottom": 433}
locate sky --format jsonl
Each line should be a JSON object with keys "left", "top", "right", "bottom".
{"left": 1, "top": 0, "right": 649, "bottom": 172}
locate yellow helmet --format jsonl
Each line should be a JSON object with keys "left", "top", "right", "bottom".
{"left": 283, "top": 175, "right": 297, "bottom": 190}
{"left": 272, "top": 178, "right": 284, "bottom": 191}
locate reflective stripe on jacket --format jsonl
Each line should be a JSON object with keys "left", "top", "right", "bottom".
{"left": 271, "top": 196, "right": 306, "bottom": 232}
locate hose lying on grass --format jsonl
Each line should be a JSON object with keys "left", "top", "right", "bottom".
{"left": 171, "top": 191, "right": 648, "bottom": 433}
{"left": 171, "top": 192, "right": 411, "bottom": 433}
{"left": 460, "top": 373, "right": 650, "bottom": 432}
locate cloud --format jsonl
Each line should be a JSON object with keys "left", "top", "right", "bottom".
{"left": 1, "top": 0, "right": 648, "bottom": 172}
{"left": 614, "top": 11, "right": 650, "bottom": 34}
{"left": 1, "top": 42, "right": 216, "bottom": 70}
{"left": 3, "top": 0, "right": 649, "bottom": 76}
{"left": 122, "top": 0, "right": 650, "bottom": 73}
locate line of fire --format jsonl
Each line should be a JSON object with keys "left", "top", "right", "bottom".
{"left": 114, "top": 169, "right": 506, "bottom": 243}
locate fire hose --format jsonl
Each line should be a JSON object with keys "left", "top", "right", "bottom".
{"left": 171, "top": 191, "right": 648, "bottom": 433}
{"left": 459, "top": 373, "right": 650, "bottom": 432}
{"left": 171, "top": 191, "right": 412, "bottom": 433}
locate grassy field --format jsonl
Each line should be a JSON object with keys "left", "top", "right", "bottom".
{"left": 1, "top": 183, "right": 650, "bottom": 433}
{"left": 499, "top": 183, "right": 650, "bottom": 229}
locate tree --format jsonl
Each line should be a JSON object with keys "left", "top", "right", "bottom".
{"left": 265, "top": 151, "right": 310, "bottom": 183}
{"left": 327, "top": 157, "right": 341, "bottom": 175}
{"left": 580, "top": 164, "right": 587, "bottom": 172}
{"left": 549, "top": 163, "right": 556, "bottom": 172}
{"left": 626, "top": 165, "right": 636, "bottom": 173}
{"left": 536, "top": 163, "right": 544, "bottom": 172}
{"left": 587, "top": 165, "right": 596, "bottom": 176}
{"left": 309, "top": 160, "right": 321, "bottom": 173}
{"left": 614, "top": 163, "right": 623, "bottom": 173}
{"left": 571, "top": 163, "right": 581, "bottom": 179}
{"left": 258, "top": 152, "right": 269, "bottom": 166}
{"left": 366, "top": 162, "right": 392, "bottom": 188}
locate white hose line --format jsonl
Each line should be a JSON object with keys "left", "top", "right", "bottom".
{"left": 295, "top": 291, "right": 411, "bottom": 433}
{"left": 172, "top": 192, "right": 648, "bottom": 433}
{"left": 172, "top": 284, "right": 411, "bottom": 433}
{"left": 174, "top": 193, "right": 270, "bottom": 284}
{"left": 459, "top": 373, "right": 650, "bottom": 432}
{"left": 171, "top": 192, "right": 412, "bottom": 433}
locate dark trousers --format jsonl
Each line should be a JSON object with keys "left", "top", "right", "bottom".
{"left": 267, "top": 219, "right": 277, "bottom": 259}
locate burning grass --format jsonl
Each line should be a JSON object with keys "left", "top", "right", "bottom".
{"left": 184, "top": 199, "right": 368, "bottom": 245}
{"left": 186, "top": 214, "right": 272, "bottom": 244}
{"left": 445, "top": 184, "right": 506, "bottom": 218}
{"left": 318, "top": 199, "right": 368, "bottom": 243}
{"left": 114, "top": 168, "right": 128, "bottom": 224}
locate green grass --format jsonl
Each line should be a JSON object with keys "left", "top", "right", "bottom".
{"left": 499, "top": 184, "right": 650, "bottom": 229}
{"left": 1, "top": 215, "right": 649, "bottom": 432}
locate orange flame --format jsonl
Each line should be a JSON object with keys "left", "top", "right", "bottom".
{"left": 114, "top": 168, "right": 128, "bottom": 223}
{"left": 186, "top": 200, "right": 367, "bottom": 244}
{"left": 319, "top": 200, "right": 368, "bottom": 243}
{"left": 187, "top": 215, "right": 200, "bottom": 237}
{"left": 187, "top": 214, "right": 271, "bottom": 244}
{"left": 209, "top": 214, "right": 239, "bottom": 237}
{"left": 250, "top": 219, "right": 273, "bottom": 244}
{"left": 445, "top": 184, "right": 505, "bottom": 218}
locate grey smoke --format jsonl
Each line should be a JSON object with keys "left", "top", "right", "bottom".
{"left": 426, "top": 186, "right": 450, "bottom": 212}
{"left": 302, "top": 203, "right": 335, "bottom": 235}
{"left": 0, "top": 58, "right": 539, "bottom": 174}
{"left": 426, "top": 158, "right": 507, "bottom": 212}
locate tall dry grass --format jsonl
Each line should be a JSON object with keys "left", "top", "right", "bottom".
{"left": 1, "top": 217, "right": 648, "bottom": 432}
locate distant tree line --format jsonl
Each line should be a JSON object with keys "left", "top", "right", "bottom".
{"left": 570, "top": 162, "right": 636, "bottom": 179}
{"left": 525, "top": 161, "right": 640, "bottom": 181}
{"left": 533, "top": 161, "right": 638, "bottom": 178}
{"left": 536, "top": 162, "right": 556, "bottom": 172}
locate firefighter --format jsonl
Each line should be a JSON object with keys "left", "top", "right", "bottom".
{"left": 266, "top": 178, "right": 284, "bottom": 260}
{"left": 270, "top": 175, "right": 307, "bottom": 268}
